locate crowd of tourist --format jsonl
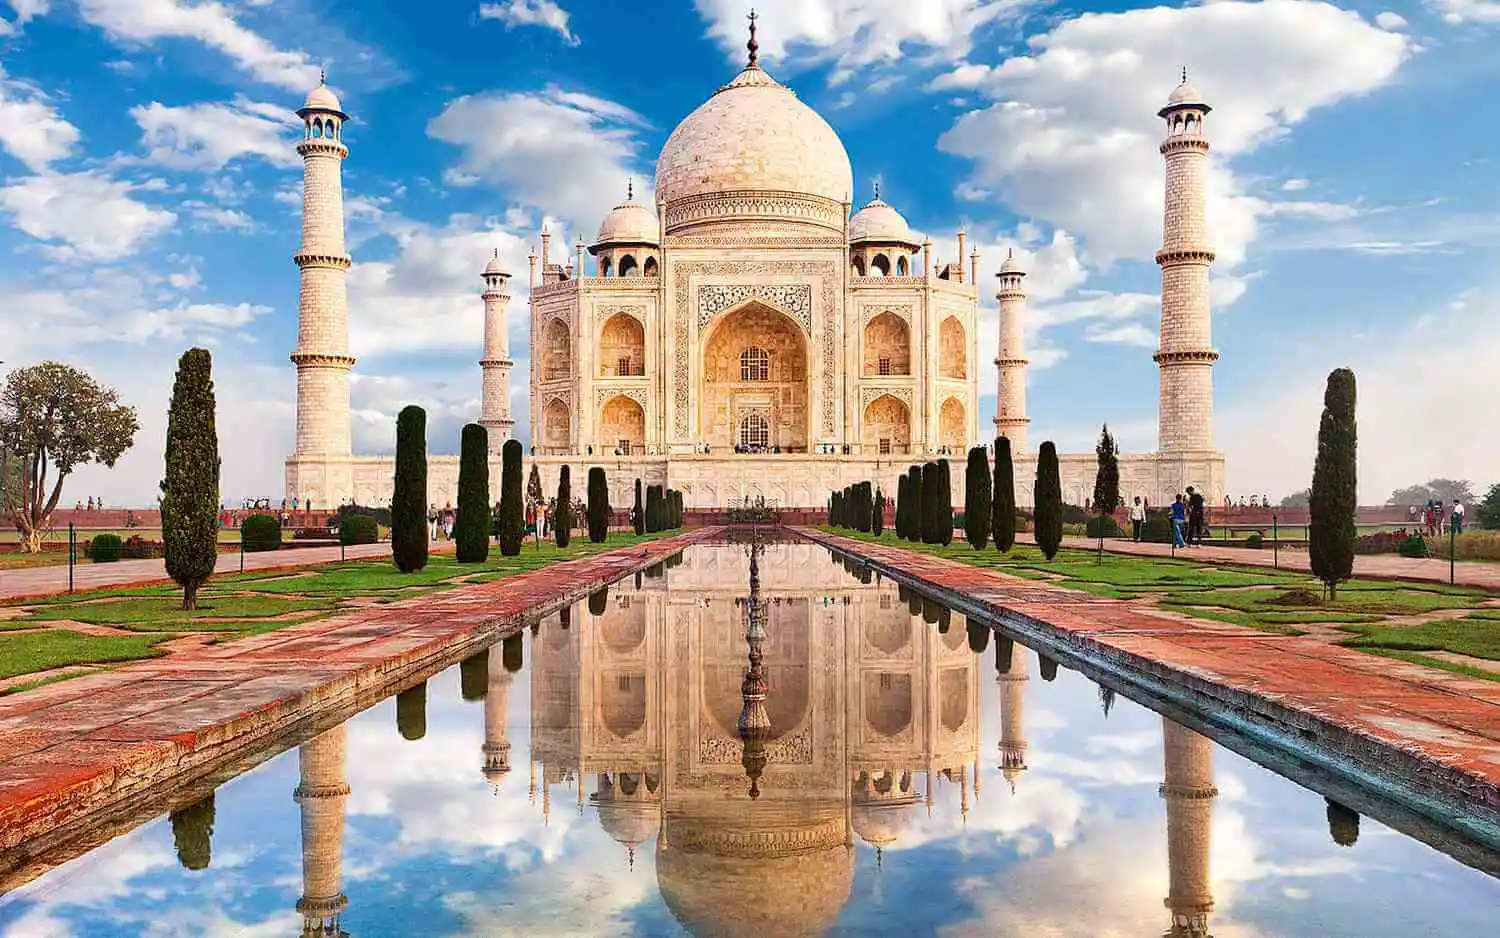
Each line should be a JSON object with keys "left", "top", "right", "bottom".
{"left": 1411, "top": 499, "right": 1464, "bottom": 536}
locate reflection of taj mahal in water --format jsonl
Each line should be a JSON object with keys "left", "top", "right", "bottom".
{"left": 284, "top": 14, "right": 1227, "bottom": 510}
{"left": 287, "top": 543, "right": 1223, "bottom": 938}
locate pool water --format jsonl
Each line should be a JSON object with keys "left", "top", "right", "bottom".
{"left": 3, "top": 538, "right": 1499, "bottom": 937}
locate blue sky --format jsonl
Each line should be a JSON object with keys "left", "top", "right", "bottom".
{"left": 2, "top": 0, "right": 1498, "bottom": 505}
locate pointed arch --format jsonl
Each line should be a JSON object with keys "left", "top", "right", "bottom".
{"left": 599, "top": 312, "right": 645, "bottom": 377}
{"left": 540, "top": 317, "right": 571, "bottom": 381}
{"left": 599, "top": 394, "right": 645, "bottom": 455}
{"left": 542, "top": 397, "right": 571, "bottom": 453}
{"left": 939, "top": 316, "right": 967, "bottom": 379}
{"left": 862, "top": 394, "right": 911, "bottom": 455}
{"left": 939, "top": 396, "right": 966, "bottom": 454}
{"left": 863, "top": 311, "right": 910, "bottom": 376}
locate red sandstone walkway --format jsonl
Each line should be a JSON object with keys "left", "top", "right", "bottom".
{"left": 803, "top": 528, "right": 1500, "bottom": 823}
{"left": 0, "top": 541, "right": 432, "bottom": 601}
{"left": 1023, "top": 533, "right": 1500, "bottom": 591}
{"left": 0, "top": 531, "right": 706, "bottom": 856}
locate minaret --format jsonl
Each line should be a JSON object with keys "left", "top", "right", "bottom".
{"left": 295, "top": 724, "right": 351, "bottom": 938}
{"left": 1154, "top": 69, "right": 1218, "bottom": 456}
{"left": 482, "top": 641, "right": 514, "bottom": 789}
{"left": 997, "top": 640, "right": 1029, "bottom": 793}
{"left": 291, "top": 74, "right": 355, "bottom": 464}
{"left": 994, "top": 250, "right": 1030, "bottom": 451}
{"left": 1161, "top": 718, "right": 1217, "bottom": 937}
{"left": 480, "top": 252, "right": 515, "bottom": 454}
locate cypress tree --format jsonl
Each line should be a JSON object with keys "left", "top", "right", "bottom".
{"left": 906, "top": 465, "right": 923, "bottom": 541}
{"left": 455, "top": 423, "right": 491, "bottom": 563}
{"left": 392, "top": 405, "right": 429, "bottom": 572}
{"left": 894, "top": 475, "right": 908, "bottom": 538}
{"left": 396, "top": 682, "right": 427, "bottom": 741}
{"left": 964, "top": 446, "right": 991, "bottom": 549}
{"left": 1310, "top": 368, "right": 1357, "bottom": 599}
{"left": 646, "top": 485, "right": 661, "bottom": 533}
{"left": 1326, "top": 798, "right": 1360, "bottom": 847}
{"left": 872, "top": 487, "right": 885, "bottom": 536}
{"left": 161, "top": 348, "right": 219, "bottom": 610}
{"left": 633, "top": 479, "right": 646, "bottom": 534}
{"left": 587, "top": 467, "right": 610, "bottom": 542}
{"left": 169, "top": 793, "right": 215, "bottom": 872}
{"left": 853, "top": 481, "right": 870, "bottom": 533}
{"left": 554, "top": 465, "right": 572, "bottom": 547}
{"left": 498, "top": 439, "right": 524, "bottom": 556}
{"left": 920, "top": 462, "right": 940, "bottom": 543}
{"left": 1035, "top": 441, "right": 1063, "bottom": 560}
{"left": 992, "top": 436, "right": 1017, "bottom": 553}
{"left": 1092, "top": 424, "right": 1120, "bottom": 560}
{"left": 937, "top": 459, "right": 954, "bottom": 546}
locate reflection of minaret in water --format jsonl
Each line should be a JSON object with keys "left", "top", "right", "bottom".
{"left": 296, "top": 724, "right": 351, "bottom": 938}
{"left": 996, "top": 639, "right": 1029, "bottom": 793}
{"left": 737, "top": 536, "right": 770, "bottom": 799}
{"left": 482, "top": 640, "right": 515, "bottom": 791}
{"left": 1161, "top": 718, "right": 1217, "bottom": 938}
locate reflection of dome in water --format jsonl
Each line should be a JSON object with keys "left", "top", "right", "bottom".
{"left": 657, "top": 832, "right": 852, "bottom": 937}
{"left": 852, "top": 802, "right": 914, "bottom": 847}
{"left": 597, "top": 801, "right": 660, "bottom": 847}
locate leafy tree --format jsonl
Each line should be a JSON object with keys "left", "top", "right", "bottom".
{"left": 633, "top": 479, "right": 645, "bottom": 534}
{"left": 554, "top": 465, "right": 572, "bottom": 547}
{"left": 0, "top": 361, "right": 139, "bottom": 552}
{"left": 992, "top": 437, "right": 1017, "bottom": 553}
{"left": 1279, "top": 488, "right": 1312, "bottom": 509}
{"left": 937, "top": 460, "right": 954, "bottom": 546}
{"left": 1092, "top": 424, "right": 1120, "bottom": 561}
{"left": 587, "top": 467, "right": 609, "bottom": 542}
{"left": 391, "top": 405, "right": 429, "bottom": 572}
{"left": 1476, "top": 482, "right": 1500, "bottom": 530}
{"left": 872, "top": 487, "right": 885, "bottom": 536}
{"left": 161, "top": 349, "right": 219, "bottom": 610}
{"left": 455, "top": 424, "right": 491, "bottom": 563}
{"left": 1386, "top": 478, "right": 1475, "bottom": 507}
{"left": 1034, "top": 441, "right": 1063, "bottom": 560}
{"left": 169, "top": 792, "right": 215, "bottom": 872}
{"left": 1309, "top": 368, "right": 1357, "bottom": 598}
{"left": 396, "top": 682, "right": 427, "bottom": 741}
{"left": 526, "top": 463, "right": 545, "bottom": 545}
{"left": 498, "top": 440, "right": 524, "bottom": 556}
{"left": 965, "top": 446, "right": 991, "bottom": 549}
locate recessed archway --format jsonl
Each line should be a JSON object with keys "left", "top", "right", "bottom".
{"left": 700, "top": 301, "right": 808, "bottom": 452}
{"left": 864, "top": 672, "right": 913, "bottom": 738}
{"left": 861, "top": 394, "right": 911, "bottom": 456}
{"left": 939, "top": 397, "right": 965, "bottom": 454}
{"left": 939, "top": 316, "right": 966, "bottom": 379}
{"left": 540, "top": 317, "right": 571, "bottom": 382}
{"left": 601, "top": 672, "right": 647, "bottom": 739}
{"left": 599, "top": 395, "right": 645, "bottom": 456}
{"left": 599, "top": 312, "right": 645, "bottom": 377}
{"left": 542, "top": 398, "right": 571, "bottom": 453}
{"left": 863, "top": 312, "right": 910, "bottom": 376}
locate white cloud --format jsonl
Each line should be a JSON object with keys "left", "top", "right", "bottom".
{"left": 1374, "top": 10, "right": 1409, "bottom": 29}
{"left": 75, "top": 0, "right": 320, "bottom": 91}
{"left": 0, "top": 68, "right": 80, "bottom": 171}
{"left": 936, "top": 1, "right": 1412, "bottom": 269}
{"left": 1425, "top": 0, "right": 1500, "bottom": 23}
{"left": 131, "top": 97, "right": 298, "bottom": 170}
{"left": 478, "top": 0, "right": 579, "bottom": 46}
{"left": 0, "top": 170, "right": 176, "bottom": 259}
{"left": 182, "top": 199, "right": 258, "bottom": 231}
{"left": 1084, "top": 321, "right": 1158, "bottom": 347}
{"left": 693, "top": 0, "right": 1019, "bottom": 80}
{"left": 427, "top": 86, "right": 650, "bottom": 228}
{"left": 5, "top": 0, "right": 49, "bottom": 25}
{"left": 1281, "top": 178, "right": 1310, "bottom": 191}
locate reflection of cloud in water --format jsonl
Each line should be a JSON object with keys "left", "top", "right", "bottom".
{"left": 443, "top": 863, "right": 654, "bottom": 937}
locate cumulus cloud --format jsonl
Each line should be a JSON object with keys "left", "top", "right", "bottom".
{"left": 1425, "top": 0, "right": 1500, "bottom": 23}
{"left": 0, "top": 170, "right": 176, "bottom": 259}
{"left": 1374, "top": 10, "right": 1409, "bottom": 28}
{"left": 130, "top": 97, "right": 298, "bottom": 170}
{"left": 75, "top": 0, "right": 321, "bottom": 91}
{"left": 935, "top": 0, "right": 1412, "bottom": 269}
{"left": 478, "top": 0, "right": 579, "bottom": 45}
{"left": 427, "top": 86, "right": 650, "bottom": 229}
{"left": 0, "top": 67, "right": 80, "bottom": 171}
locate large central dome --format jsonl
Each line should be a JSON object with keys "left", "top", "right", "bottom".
{"left": 655, "top": 65, "right": 854, "bottom": 236}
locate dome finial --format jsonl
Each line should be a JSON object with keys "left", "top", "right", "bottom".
{"left": 873, "top": 179, "right": 880, "bottom": 201}
{"left": 626, "top": 177, "right": 633, "bottom": 201}
{"left": 747, "top": 8, "right": 760, "bottom": 68}
{"left": 1181, "top": 65, "right": 1188, "bottom": 84}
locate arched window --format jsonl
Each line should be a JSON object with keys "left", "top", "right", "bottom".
{"left": 600, "top": 257, "right": 613, "bottom": 277}
{"left": 312, "top": 119, "right": 323, "bottom": 138}
{"left": 896, "top": 256, "right": 908, "bottom": 276}
{"left": 643, "top": 256, "right": 659, "bottom": 277}
{"left": 740, "top": 347, "right": 769, "bottom": 382}
{"left": 871, "top": 254, "right": 891, "bottom": 277}
{"left": 739, "top": 414, "right": 769, "bottom": 449}
{"left": 329, "top": 120, "right": 339, "bottom": 140}
{"left": 852, "top": 255, "right": 867, "bottom": 277}
{"left": 618, "top": 254, "right": 638, "bottom": 277}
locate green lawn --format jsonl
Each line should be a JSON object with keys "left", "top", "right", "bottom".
{"left": 18, "top": 595, "right": 338, "bottom": 628}
{"left": 1340, "top": 617, "right": 1500, "bottom": 661}
{"left": 0, "top": 631, "right": 168, "bottom": 680}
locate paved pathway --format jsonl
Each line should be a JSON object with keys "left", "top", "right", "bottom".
{"left": 0, "top": 531, "right": 707, "bottom": 858}
{"left": 804, "top": 528, "right": 1500, "bottom": 837}
{"left": 1027, "top": 533, "right": 1500, "bottom": 591}
{"left": 0, "top": 542, "right": 426, "bottom": 601}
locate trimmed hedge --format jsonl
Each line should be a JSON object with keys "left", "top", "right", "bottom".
{"left": 1085, "top": 515, "right": 1123, "bottom": 538}
{"left": 499, "top": 440, "right": 524, "bottom": 556}
{"left": 241, "top": 514, "right": 282, "bottom": 553}
{"left": 1034, "top": 442, "right": 1062, "bottom": 560}
{"left": 633, "top": 479, "right": 646, "bottom": 535}
{"left": 340, "top": 514, "right": 379, "bottom": 546}
{"left": 965, "top": 446, "right": 991, "bottom": 549}
{"left": 89, "top": 532, "right": 122, "bottom": 563}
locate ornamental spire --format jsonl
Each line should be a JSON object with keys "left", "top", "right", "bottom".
{"left": 626, "top": 177, "right": 633, "bottom": 201}
{"left": 747, "top": 9, "right": 760, "bottom": 68}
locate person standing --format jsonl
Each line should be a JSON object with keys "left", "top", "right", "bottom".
{"left": 1170, "top": 495, "right": 1187, "bottom": 548}
{"left": 1186, "top": 486, "right": 1205, "bottom": 546}
{"left": 1128, "top": 496, "right": 1146, "bottom": 542}
{"left": 1435, "top": 500, "right": 1446, "bottom": 537}
{"left": 1454, "top": 499, "right": 1466, "bottom": 535}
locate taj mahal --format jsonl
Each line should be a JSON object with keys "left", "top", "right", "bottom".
{"left": 283, "top": 17, "right": 1225, "bottom": 510}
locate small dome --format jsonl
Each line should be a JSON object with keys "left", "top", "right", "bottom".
{"left": 302, "top": 82, "right": 343, "bottom": 114}
{"left": 595, "top": 200, "right": 660, "bottom": 246}
{"left": 483, "top": 251, "right": 508, "bottom": 276}
{"left": 597, "top": 801, "right": 660, "bottom": 847}
{"left": 848, "top": 198, "right": 917, "bottom": 247}
{"left": 1160, "top": 70, "right": 1209, "bottom": 115}
{"left": 852, "top": 801, "right": 914, "bottom": 847}
{"left": 999, "top": 249, "right": 1025, "bottom": 275}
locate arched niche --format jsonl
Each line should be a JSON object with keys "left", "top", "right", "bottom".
{"left": 939, "top": 316, "right": 966, "bottom": 379}
{"left": 599, "top": 312, "right": 645, "bottom": 377}
{"left": 542, "top": 398, "right": 571, "bottom": 453}
{"left": 863, "top": 672, "right": 913, "bottom": 738}
{"left": 601, "top": 671, "right": 647, "bottom": 739}
{"left": 700, "top": 301, "right": 808, "bottom": 452}
{"left": 599, "top": 395, "right": 645, "bottom": 456}
{"left": 861, "top": 394, "right": 911, "bottom": 456}
{"left": 939, "top": 666, "right": 969, "bottom": 733}
{"left": 939, "top": 397, "right": 965, "bottom": 454}
{"left": 540, "top": 317, "right": 571, "bottom": 381}
{"left": 863, "top": 312, "right": 910, "bottom": 376}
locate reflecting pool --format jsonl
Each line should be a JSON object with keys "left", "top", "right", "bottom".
{"left": 4, "top": 538, "right": 1500, "bottom": 936}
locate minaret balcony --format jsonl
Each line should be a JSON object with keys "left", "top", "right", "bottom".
{"left": 1154, "top": 248, "right": 1216, "bottom": 266}
{"left": 294, "top": 252, "right": 352, "bottom": 270}
{"left": 480, "top": 357, "right": 515, "bottom": 368}
{"left": 296, "top": 139, "right": 348, "bottom": 159}
{"left": 1152, "top": 349, "right": 1220, "bottom": 365}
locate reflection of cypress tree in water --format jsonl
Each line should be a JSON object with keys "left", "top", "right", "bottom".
{"left": 937, "top": 606, "right": 951, "bottom": 633}
{"left": 907, "top": 590, "right": 923, "bottom": 617}
{"left": 966, "top": 620, "right": 990, "bottom": 654}
{"left": 1326, "top": 798, "right": 1360, "bottom": 847}
{"left": 396, "top": 682, "right": 427, "bottom": 741}
{"left": 1038, "top": 655, "right": 1059, "bottom": 682}
{"left": 588, "top": 586, "right": 609, "bottom": 616}
{"left": 921, "top": 598, "right": 940, "bottom": 625}
{"left": 1099, "top": 685, "right": 1116, "bottom": 719}
{"left": 169, "top": 792, "right": 214, "bottom": 871}
{"left": 737, "top": 536, "right": 771, "bottom": 800}
{"left": 994, "top": 636, "right": 1014, "bottom": 674}
{"left": 502, "top": 632, "right": 524, "bottom": 673}
{"left": 559, "top": 606, "right": 571, "bottom": 630}
{"left": 1161, "top": 718, "right": 1217, "bottom": 938}
{"left": 459, "top": 650, "right": 489, "bottom": 702}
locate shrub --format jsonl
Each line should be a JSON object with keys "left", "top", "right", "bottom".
{"left": 241, "top": 514, "right": 282, "bottom": 552}
{"left": 89, "top": 532, "right": 122, "bottom": 563}
{"left": 855, "top": 481, "right": 872, "bottom": 533}
{"left": 920, "top": 462, "right": 940, "bottom": 544}
{"left": 1060, "top": 503, "right": 1093, "bottom": 526}
{"left": 1141, "top": 513, "right": 1175, "bottom": 544}
{"left": 1310, "top": 368, "right": 1357, "bottom": 597}
{"left": 1085, "top": 516, "right": 1123, "bottom": 538}
{"left": 555, "top": 466, "right": 572, "bottom": 548}
{"left": 1427, "top": 530, "right": 1500, "bottom": 561}
{"left": 499, "top": 440, "right": 524, "bottom": 556}
{"left": 340, "top": 514, "right": 378, "bottom": 545}
{"left": 1354, "top": 529, "right": 1409, "bottom": 555}
{"left": 937, "top": 460, "right": 953, "bottom": 546}
{"left": 646, "top": 485, "right": 662, "bottom": 533}
{"left": 965, "top": 446, "right": 991, "bottom": 549}
{"left": 633, "top": 479, "right": 645, "bottom": 535}
{"left": 1244, "top": 532, "right": 1264, "bottom": 549}
{"left": 161, "top": 347, "right": 219, "bottom": 610}
{"left": 1061, "top": 523, "right": 1088, "bottom": 538}
{"left": 992, "top": 437, "right": 1016, "bottom": 553}
{"left": 455, "top": 423, "right": 491, "bottom": 563}
{"left": 587, "top": 467, "right": 610, "bottom": 542}
{"left": 391, "top": 405, "right": 429, "bottom": 572}
{"left": 1398, "top": 535, "right": 1429, "bottom": 558}
{"left": 337, "top": 503, "right": 391, "bottom": 526}
{"left": 1034, "top": 442, "right": 1063, "bottom": 560}
{"left": 122, "top": 535, "right": 159, "bottom": 559}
